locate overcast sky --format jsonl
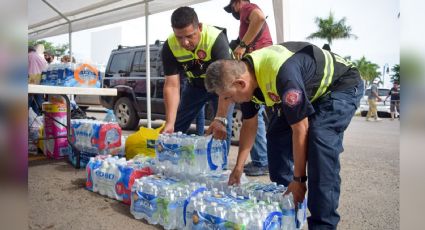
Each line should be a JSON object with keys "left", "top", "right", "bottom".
{"left": 44, "top": 0, "right": 400, "bottom": 87}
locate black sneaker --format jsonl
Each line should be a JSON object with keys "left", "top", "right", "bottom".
{"left": 244, "top": 164, "right": 269, "bottom": 176}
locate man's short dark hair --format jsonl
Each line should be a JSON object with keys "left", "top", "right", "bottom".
{"left": 171, "top": 6, "right": 199, "bottom": 29}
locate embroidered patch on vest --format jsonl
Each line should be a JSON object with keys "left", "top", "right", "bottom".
{"left": 268, "top": 92, "right": 281, "bottom": 102}
{"left": 284, "top": 89, "right": 302, "bottom": 107}
{"left": 197, "top": 50, "right": 207, "bottom": 60}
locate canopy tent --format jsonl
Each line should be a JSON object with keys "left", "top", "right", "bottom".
{"left": 28, "top": 0, "right": 212, "bottom": 128}
{"left": 28, "top": 0, "right": 286, "bottom": 127}
{"left": 29, "top": 0, "right": 212, "bottom": 40}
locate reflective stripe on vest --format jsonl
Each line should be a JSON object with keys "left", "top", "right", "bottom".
{"left": 247, "top": 44, "right": 336, "bottom": 106}
{"left": 310, "top": 49, "right": 334, "bottom": 102}
{"left": 167, "top": 25, "right": 221, "bottom": 79}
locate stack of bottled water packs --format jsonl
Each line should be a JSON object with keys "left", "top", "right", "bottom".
{"left": 84, "top": 131, "right": 307, "bottom": 229}
{"left": 70, "top": 118, "right": 123, "bottom": 167}
{"left": 40, "top": 63, "right": 102, "bottom": 87}
{"left": 130, "top": 175, "right": 208, "bottom": 229}
{"left": 155, "top": 132, "right": 227, "bottom": 178}
{"left": 131, "top": 174, "right": 305, "bottom": 230}
{"left": 85, "top": 155, "right": 154, "bottom": 204}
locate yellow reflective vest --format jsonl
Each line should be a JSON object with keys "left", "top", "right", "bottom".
{"left": 246, "top": 42, "right": 354, "bottom": 106}
{"left": 167, "top": 25, "right": 222, "bottom": 79}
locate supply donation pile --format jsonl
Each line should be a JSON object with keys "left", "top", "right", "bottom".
{"left": 84, "top": 132, "right": 307, "bottom": 229}
{"left": 156, "top": 132, "right": 227, "bottom": 178}
{"left": 69, "top": 119, "right": 123, "bottom": 167}
{"left": 86, "top": 155, "right": 153, "bottom": 204}
{"left": 41, "top": 63, "right": 101, "bottom": 88}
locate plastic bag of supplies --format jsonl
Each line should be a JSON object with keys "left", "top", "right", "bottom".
{"left": 125, "top": 123, "right": 164, "bottom": 159}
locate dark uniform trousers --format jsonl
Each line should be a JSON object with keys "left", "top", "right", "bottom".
{"left": 266, "top": 81, "right": 364, "bottom": 229}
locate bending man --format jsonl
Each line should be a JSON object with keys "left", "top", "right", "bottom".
{"left": 161, "top": 6, "right": 234, "bottom": 153}
{"left": 205, "top": 42, "right": 363, "bottom": 229}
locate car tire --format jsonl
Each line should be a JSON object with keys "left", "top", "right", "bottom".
{"left": 361, "top": 111, "right": 367, "bottom": 117}
{"left": 231, "top": 108, "right": 243, "bottom": 144}
{"left": 114, "top": 97, "right": 139, "bottom": 130}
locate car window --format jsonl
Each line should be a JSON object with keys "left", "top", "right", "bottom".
{"left": 364, "top": 89, "right": 390, "bottom": 97}
{"left": 132, "top": 51, "right": 145, "bottom": 72}
{"left": 365, "top": 89, "right": 371, "bottom": 96}
{"left": 131, "top": 49, "right": 160, "bottom": 72}
{"left": 378, "top": 89, "right": 390, "bottom": 96}
{"left": 108, "top": 52, "right": 130, "bottom": 74}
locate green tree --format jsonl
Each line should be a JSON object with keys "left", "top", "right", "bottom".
{"left": 391, "top": 64, "right": 400, "bottom": 83}
{"left": 354, "top": 56, "right": 381, "bottom": 86}
{"left": 307, "top": 11, "right": 358, "bottom": 46}
{"left": 28, "top": 40, "right": 68, "bottom": 56}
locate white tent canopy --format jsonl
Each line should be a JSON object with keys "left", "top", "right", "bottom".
{"left": 29, "top": 0, "right": 212, "bottom": 40}
{"left": 28, "top": 0, "right": 285, "bottom": 128}
{"left": 28, "top": 0, "right": 213, "bottom": 128}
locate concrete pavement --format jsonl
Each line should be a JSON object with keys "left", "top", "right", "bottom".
{"left": 28, "top": 115, "right": 399, "bottom": 229}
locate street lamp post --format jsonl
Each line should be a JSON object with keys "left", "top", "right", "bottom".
{"left": 382, "top": 63, "right": 389, "bottom": 86}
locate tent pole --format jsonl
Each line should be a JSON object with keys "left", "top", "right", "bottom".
{"left": 145, "top": 1, "right": 152, "bottom": 128}
{"left": 272, "top": 0, "right": 284, "bottom": 43}
{"left": 68, "top": 23, "right": 72, "bottom": 63}
{"left": 41, "top": 0, "right": 73, "bottom": 60}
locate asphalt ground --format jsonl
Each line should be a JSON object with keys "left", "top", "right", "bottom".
{"left": 28, "top": 113, "right": 399, "bottom": 230}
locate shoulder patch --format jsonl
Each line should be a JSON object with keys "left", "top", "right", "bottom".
{"left": 284, "top": 89, "right": 302, "bottom": 107}
{"left": 267, "top": 92, "right": 281, "bottom": 103}
{"left": 197, "top": 49, "right": 207, "bottom": 60}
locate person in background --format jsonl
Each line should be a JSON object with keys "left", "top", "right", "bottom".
{"left": 385, "top": 81, "right": 400, "bottom": 120}
{"left": 222, "top": 0, "right": 271, "bottom": 176}
{"left": 28, "top": 45, "right": 48, "bottom": 115}
{"left": 44, "top": 51, "right": 54, "bottom": 64}
{"left": 366, "top": 80, "right": 382, "bottom": 121}
{"left": 61, "top": 55, "right": 75, "bottom": 63}
{"left": 28, "top": 44, "right": 48, "bottom": 84}
{"left": 205, "top": 42, "right": 363, "bottom": 229}
{"left": 161, "top": 6, "right": 234, "bottom": 154}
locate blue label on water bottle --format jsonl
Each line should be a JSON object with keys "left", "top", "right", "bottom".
{"left": 263, "top": 211, "right": 283, "bottom": 230}
{"left": 132, "top": 191, "right": 158, "bottom": 218}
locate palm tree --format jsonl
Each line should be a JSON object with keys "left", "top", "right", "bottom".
{"left": 307, "top": 11, "right": 358, "bottom": 46}
{"left": 28, "top": 40, "right": 69, "bottom": 56}
{"left": 354, "top": 56, "right": 381, "bottom": 87}
{"left": 391, "top": 64, "right": 400, "bottom": 83}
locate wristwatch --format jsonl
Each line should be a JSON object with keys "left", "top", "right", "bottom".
{"left": 214, "top": 117, "right": 228, "bottom": 126}
{"left": 239, "top": 41, "right": 248, "bottom": 48}
{"left": 293, "top": 176, "right": 308, "bottom": 183}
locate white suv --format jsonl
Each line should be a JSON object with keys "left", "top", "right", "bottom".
{"left": 359, "top": 87, "right": 392, "bottom": 117}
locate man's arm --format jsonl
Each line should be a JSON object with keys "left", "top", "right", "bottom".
{"left": 290, "top": 117, "right": 308, "bottom": 179}
{"left": 228, "top": 114, "right": 258, "bottom": 185}
{"left": 206, "top": 96, "right": 232, "bottom": 139}
{"left": 385, "top": 89, "right": 392, "bottom": 101}
{"left": 241, "top": 8, "right": 266, "bottom": 45}
{"left": 161, "top": 40, "right": 182, "bottom": 133}
{"left": 286, "top": 117, "right": 309, "bottom": 204}
{"left": 162, "top": 74, "right": 180, "bottom": 133}
{"left": 234, "top": 8, "right": 266, "bottom": 60}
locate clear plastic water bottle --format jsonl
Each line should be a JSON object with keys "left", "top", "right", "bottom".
{"left": 104, "top": 109, "right": 117, "bottom": 123}
{"left": 184, "top": 196, "right": 197, "bottom": 230}
{"left": 281, "top": 194, "right": 296, "bottom": 230}
{"left": 210, "top": 138, "right": 224, "bottom": 170}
